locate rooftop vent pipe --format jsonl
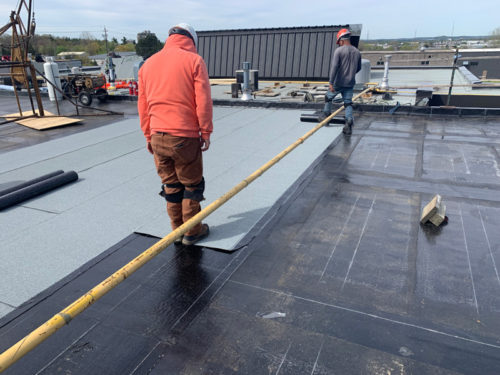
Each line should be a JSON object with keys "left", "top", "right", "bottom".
{"left": 241, "top": 61, "right": 252, "bottom": 101}
{"left": 380, "top": 55, "right": 392, "bottom": 90}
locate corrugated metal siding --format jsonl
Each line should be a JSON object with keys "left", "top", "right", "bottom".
{"left": 197, "top": 25, "right": 361, "bottom": 80}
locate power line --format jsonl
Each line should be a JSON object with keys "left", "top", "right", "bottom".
{"left": 34, "top": 29, "right": 137, "bottom": 39}
{"left": 34, "top": 31, "right": 102, "bottom": 34}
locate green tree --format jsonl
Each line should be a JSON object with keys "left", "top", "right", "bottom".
{"left": 56, "top": 45, "right": 67, "bottom": 55}
{"left": 399, "top": 42, "right": 418, "bottom": 51}
{"left": 115, "top": 43, "right": 136, "bottom": 52}
{"left": 0, "top": 35, "right": 10, "bottom": 55}
{"left": 121, "top": 36, "right": 128, "bottom": 45}
{"left": 31, "top": 34, "right": 58, "bottom": 55}
{"left": 358, "top": 41, "right": 385, "bottom": 51}
{"left": 87, "top": 41, "right": 101, "bottom": 56}
{"left": 135, "top": 32, "right": 163, "bottom": 59}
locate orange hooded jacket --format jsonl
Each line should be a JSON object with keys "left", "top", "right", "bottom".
{"left": 138, "top": 34, "right": 213, "bottom": 142}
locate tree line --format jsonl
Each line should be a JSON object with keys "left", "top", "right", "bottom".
{"left": 0, "top": 31, "right": 164, "bottom": 61}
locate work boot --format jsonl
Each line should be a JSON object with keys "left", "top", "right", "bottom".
{"left": 343, "top": 117, "right": 353, "bottom": 135}
{"left": 182, "top": 223, "right": 210, "bottom": 246}
{"left": 182, "top": 198, "right": 203, "bottom": 236}
{"left": 167, "top": 202, "right": 184, "bottom": 244}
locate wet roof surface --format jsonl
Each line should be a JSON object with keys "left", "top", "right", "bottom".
{"left": 1, "top": 108, "right": 500, "bottom": 374}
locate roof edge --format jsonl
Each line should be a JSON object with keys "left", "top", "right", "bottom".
{"left": 198, "top": 24, "right": 362, "bottom": 35}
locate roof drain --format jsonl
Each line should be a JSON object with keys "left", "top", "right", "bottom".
{"left": 380, "top": 55, "right": 392, "bottom": 90}
{"left": 241, "top": 61, "right": 253, "bottom": 101}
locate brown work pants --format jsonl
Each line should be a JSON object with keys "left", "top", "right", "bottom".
{"left": 151, "top": 133, "right": 204, "bottom": 236}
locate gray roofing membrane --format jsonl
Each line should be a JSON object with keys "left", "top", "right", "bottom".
{"left": 0, "top": 106, "right": 340, "bottom": 314}
{"left": 137, "top": 108, "right": 340, "bottom": 249}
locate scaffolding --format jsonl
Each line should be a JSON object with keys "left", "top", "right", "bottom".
{"left": 0, "top": 0, "right": 121, "bottom": 127}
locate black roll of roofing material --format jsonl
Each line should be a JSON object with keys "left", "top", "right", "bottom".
{"left": 300, "top": 113, "right": 346, "bottom": 124}
{"left": 0, "top": 170, "right": 65, "bottom": 197}
{"left": 0, "top": 171, "right": 78, "bottom": 211}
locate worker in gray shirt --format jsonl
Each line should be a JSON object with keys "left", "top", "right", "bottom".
{"left": 322, "top": 28, "right": 361, "bottom": 135}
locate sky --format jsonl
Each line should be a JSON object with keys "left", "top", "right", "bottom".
{"left": 1, "top": 0, "right": 499, "bottom": 41}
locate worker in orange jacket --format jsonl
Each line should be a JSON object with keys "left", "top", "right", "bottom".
{"left": 138, "top": 23, "right": 213, "bottom": 246}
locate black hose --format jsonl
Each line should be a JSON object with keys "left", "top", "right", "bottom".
{"left": 0, "top": 171, "right": 79, "bottom": 210}
{"left": 0, "top": 170, "right": 65, "bottom": 197}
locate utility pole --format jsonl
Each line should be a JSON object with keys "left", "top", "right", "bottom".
{"left": 102, "top": 25, "right": 115, "bottom": 83}
{"left": 103, "top": 26, "right": 109, "bottom": 54}
{"left": 446, "top": 46, "right": 459, "bottom": 106}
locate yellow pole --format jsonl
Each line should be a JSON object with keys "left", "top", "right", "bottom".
{"left": 0, "top": 87, "right": 373, "bottom": 373}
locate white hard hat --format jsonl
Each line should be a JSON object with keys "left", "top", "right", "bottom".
{"left": 168, "top": 23, "right": 198, "bottom": 48}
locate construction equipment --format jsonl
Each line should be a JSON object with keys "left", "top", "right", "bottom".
{"left": 0, "top": 0, "right": 45, "bottom": 118}
{"left": 61, "top": 73, "right": 107, "bottom": 106}
{"left": 0, "top": 0, "right": 122, "bottom": 126}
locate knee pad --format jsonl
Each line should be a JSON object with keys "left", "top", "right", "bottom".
{"left": 184, "top": 177, "right": 205, "bottom": 202}
{"left": 159, "top": 182, "right": 184, "bottom": 203}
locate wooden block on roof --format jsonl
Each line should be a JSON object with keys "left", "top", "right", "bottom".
{"left": 420, "top": 195, "right": 440, "bottom": 223}
{"left": 255, "top": 91, "right": 280, "bottom": 97}
{"left": 253, "top": 88, "right": 280, "bottom": 97}
{"left": 2, "top": 110, "right": 82, "bottom": 130}
{"left": 420, "top": 194, "right": 446, "bottom": 226}
{"left": 429, "top": 203, "right": 446, "bottom": 226}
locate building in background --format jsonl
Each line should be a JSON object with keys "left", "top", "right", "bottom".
{"left": 197, "top": 25, "right": 362, "bottom": 80}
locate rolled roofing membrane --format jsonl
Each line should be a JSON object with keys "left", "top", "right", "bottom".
{"left": 0, "top": 171, "right": 78, "bottom": 210}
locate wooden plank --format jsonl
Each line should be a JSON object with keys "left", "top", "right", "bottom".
{"left": 1, "top": 111, "right": 82, "bottom": 130}
{"left": 420, "top": 194, "right": 440, "bottom": 224}
{"left": 429, "top": 203, "right": 446, "bottom": 226}
{"left": 254, "top": 91, "right": 280, "bottom": 97}
{"left": 209, "top": 78, "right": 236, "bottom": 85}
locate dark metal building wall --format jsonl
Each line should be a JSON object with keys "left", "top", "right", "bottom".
{"left": 458, "top": 52, "right": 500, "bottom": 79}
{"left": 197, "top": 25, "right": 361, "bottom": 80}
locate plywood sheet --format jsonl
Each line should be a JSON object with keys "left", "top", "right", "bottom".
{"left": 2, "top": 110, "right": 82, "bottom": 130}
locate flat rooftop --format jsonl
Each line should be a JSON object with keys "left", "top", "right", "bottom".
{"left": 1, "top": 96, "right": 500, "bottom": 374}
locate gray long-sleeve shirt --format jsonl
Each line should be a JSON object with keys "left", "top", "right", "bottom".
{"left": 329, "top": 45, "right": 362, "bottom": 88}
